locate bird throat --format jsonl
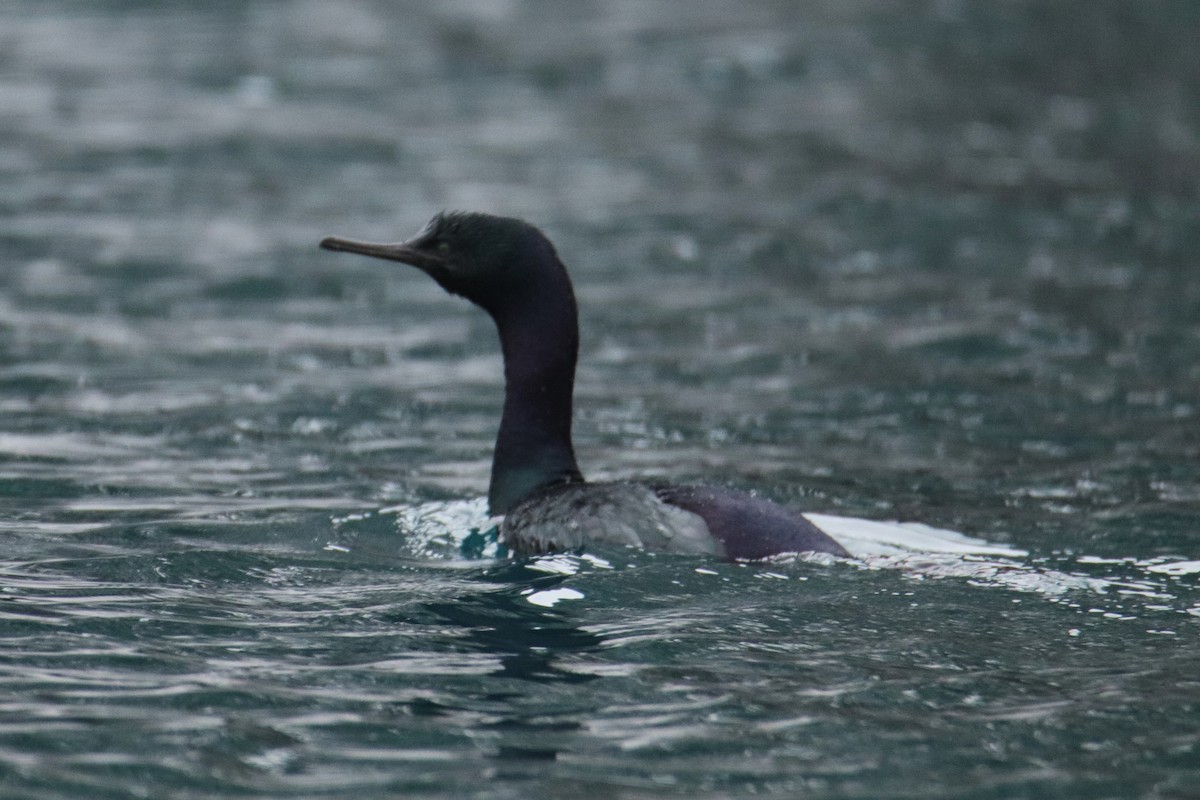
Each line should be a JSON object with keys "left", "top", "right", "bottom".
{"left": 486, "top": 287, "right": 584, "bottom": 515}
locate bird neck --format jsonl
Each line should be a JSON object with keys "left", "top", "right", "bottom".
{"left": 486, "top": 268, "right": 584, "bottom": 516}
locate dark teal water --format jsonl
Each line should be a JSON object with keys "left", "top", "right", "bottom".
{"left": 1, "top": 2, "right": 1198, "bottom": 798}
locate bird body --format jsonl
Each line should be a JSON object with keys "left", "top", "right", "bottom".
{"left": 321, "top": 212, "right": 848, "bottom": 559}
{"left": 503, "top": 481, "right": 721, "bottom": 558}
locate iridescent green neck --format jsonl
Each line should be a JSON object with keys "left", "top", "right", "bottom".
{"left": 485, "top": 255, "right": 584, "bottom": 515}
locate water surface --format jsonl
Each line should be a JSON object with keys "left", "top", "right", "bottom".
{"left": 1, "top": 2, "right": 1198, "bottom": 798}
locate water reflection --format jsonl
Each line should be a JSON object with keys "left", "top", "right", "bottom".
{"left": 424, "top": 566, "right": 604, "bottom": 684}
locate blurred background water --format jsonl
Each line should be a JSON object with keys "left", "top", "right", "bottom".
{"left": 1, "top": 1, "right": 1198, "bottom": 798}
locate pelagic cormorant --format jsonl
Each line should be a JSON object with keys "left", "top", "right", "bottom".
{"left": 320, "top": 212, "right": 849, "bottom": 560}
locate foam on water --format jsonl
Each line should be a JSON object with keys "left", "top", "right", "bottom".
{"left": 348, "top": 499, "right": 1198, "bottom": 625}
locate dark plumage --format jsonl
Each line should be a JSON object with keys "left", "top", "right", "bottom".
{"left": 320, "top": 212, "right": 849, "bottom": 560}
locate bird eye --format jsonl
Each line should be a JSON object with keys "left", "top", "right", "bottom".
{"left": 436, "top": 240, "right": 451, "bottom": 255}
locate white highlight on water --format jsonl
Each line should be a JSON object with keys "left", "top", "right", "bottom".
{"left": 524, "top": 587, "right": 586, "bottom": 608}
{"left": 803, "top": 513, "right": 1027, "bottom": 557}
